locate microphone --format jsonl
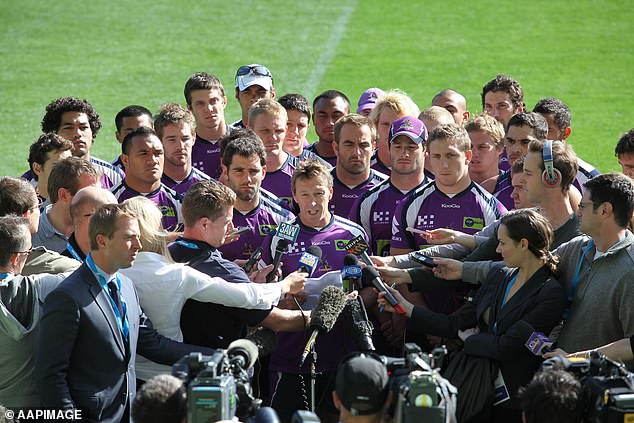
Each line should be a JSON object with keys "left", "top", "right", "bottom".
{"left": 515, "top": 320, "right": 555, "bottom": 355}
{"left": 245, "top": 246, "right": 263, "bottom": 273}
{"left": 297, "top": 246, "right": 322, "bottom": 277}
{"left": 341, "top": 254, "right": 362, "bottom": 293}
{"left": 246, "top": 327, "right": 278, "bottom": 358}
{"left": 300, "top": 285, "right": 347, "bottom": 366}
{"left": 345, "top": 235, "right": 373, "bottom": 266}
{"left": 266, "top": 239, "right": 289, "bottom": 283}
{"left": 227, "top": 339, "right": 259, "bottom": 370}
{"left": 362, "top": 266, "right": 406, "bottom": 315}
{"left": 343, "top": 297, "right": 375, "bottom": 351}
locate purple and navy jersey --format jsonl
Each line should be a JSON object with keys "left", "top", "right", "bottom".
{"left": 263, "top": 214, "right": 366, "bottom": 374}
{"left": 391, "top": 180, "right": 507, "bottom": 251}
{"left": 370, "top": 150, "right": 391, "bottom": 177}
{"left": 260, "top": 153, "right": 297, "bottom": 209}
{"left": 229, "top": 119, "right": 246, "bottom": 130}
{"left": 110, "top": 155, "right": 124, "bottom": 172}
{"left": 573, "top": 157, "right": 600, "bottom": 193}
{"left": 161, "top": 167, "right": 212, "bottom": 199}
{"left": 329, "top": 168, "right": 388, "bottom": 218}
{"left": 111, "top": 181, "right": 182, "bottom": 231}
{"left": 304, "top": 143, "right": 337, "bottom": 167}
{"left": 20, "top": 169, "right": 36, "bottom": 185}
{"left": 191, "top": 125, "right": 233, "bottom": 180}
{"left": 493, "top": 170, "right": 515, "bottom": 211}
{"left": 349, "top": 177, "right": 429, "bottom": 257}
{"left": 219, "top": 194, "right": 295, "bottom": 262}
{"left": 90, "top": 156, "right": 124, "bottom": 190}
{"left": 498, "top": 148, "right": 510, "bottom": 172}
{"left": 297, "top": 149, "right": 334, "bottom": 170}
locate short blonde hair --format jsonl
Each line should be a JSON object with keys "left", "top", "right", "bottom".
{"left": 368, "top": 90, "right": 420, "bottom": 127}
{"left": 418, "top": 106, "right": 454, "bottom": 130}
{"left": 427, "top": 123, "right": 471, "bottom": 152}
{"left": 248, "top": 99, "right": 287, "bottom": 127}
{"left": 465, "top": 113, "right": 505, "bottom": 149}
{"left": 89, "top": 203, "right": 137, "bottom": 251}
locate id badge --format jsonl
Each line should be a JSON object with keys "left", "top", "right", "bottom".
{"left": 493, "top": 370, "right": 510, "bottom": 405}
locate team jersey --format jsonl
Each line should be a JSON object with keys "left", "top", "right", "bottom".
{"left": 111, "top": 181, "right": 182, "bottom": 231}
{"left": 90, "top": 156, "right": 124, "bottom": 190}
{"left": 349, "top": 177, "right": 429, "bottom": 257}
{"left": 191, "top": 125, "right": 233, "bottom": 180}
{"left": 260, "top": 153, "right": 297, "bottom": 209}
{"left": 573, "top": 157, "right": 601, "bottom": 193}
{"left": 110, "top": 155, "right": 124, "bottom": 172}
{"left": 161, "top": 167, "right": 212, "bottom": 198}
{"left": 391, "top": 180, "right": 507, "bottom": 251}
{"left": 219, "top": 194, "right": 295, "bottom": 261}
{"left": 498, "top": 149, "right": 510, "bottom": 172}
{"left": 492, "top": 170, "right": 515, "bottom": 211}
{"left": 261, "top": 214, "right": 367, "bottom": 374}
{"left": 304, "top": 143, "right": 337, "bottom": 167}
{"left": 329, "top": 168, "right": 388, "bottom": 218}
{"left": 297, "top": 149, "right": 334, "bottom": 169}
{"left": 229, "top": 119, "right": 246, "bottom": 130}
{"left": 370, "top": 150, "right": 391, "bottom": 176}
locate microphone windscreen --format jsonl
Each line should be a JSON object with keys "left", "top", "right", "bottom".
{"left": 309, "top": 285, "right": 347, "bottom": 333}
{"left": 246, "top": 327, "right": 279, "bottom": 357}
{"left": 305, "top": 245, "right": 323, "bottom": 260}
{"left": 275, "top": 239, "right": 290, "bottom": 253}
{"left": 343, "top": 253, "right": 359, "bottom": 266}
{"left": 227, "top": 339, "right": 259, "bottom": 369}
{"left": 343, "top": 298, "right": 375, "bottom": 351}
{"left": 361, "top": 266, "right": 381, "bottom": 287}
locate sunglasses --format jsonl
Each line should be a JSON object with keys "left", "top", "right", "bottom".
{"left": 236, "top": 65, "right": 271, "bottom": 78}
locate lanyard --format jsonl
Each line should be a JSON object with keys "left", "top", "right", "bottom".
{"left": 564, "top": 240, "right": 595, "bottom": 319}
{"left": 175, "top": 239, "right": 200, "bottom": 250}
{"left": 86, "top": 254, "right": 129, "bottom": 340}
{"left": 66, "top": 241, "right": 84, "bottom": 262}
{"left": 493, "top": 273, "right": 518, "bottom": 335}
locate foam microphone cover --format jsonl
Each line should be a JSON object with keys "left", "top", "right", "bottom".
{"left": 275, "top": 238, "right": 290, "bottom": 253}
{"left": 343, "top": 298, "right": 375, "bottom": 351}
{"left": 344, "top": 253, "right": 359, "bottom": 266}
{"left": 309, "top": 285, "right": 347, "bottom": 333}
{"left": 305, "top": 245, "right": 323, "bottom": 260}
{"left": 246, "top": 326, "right": 279, "bottom": 357}
{"left": 361, "top": 265, "right": 382, "bottom": 288}
{"left": 227, "top": 339, "right": 259, "bottom": 370}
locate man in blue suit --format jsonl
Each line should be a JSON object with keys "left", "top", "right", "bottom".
{"left": 36, "top": 203, "right": 214, "bottom": 423}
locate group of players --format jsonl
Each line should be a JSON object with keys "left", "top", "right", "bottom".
{"left": 3, "top": 63, "right": 634, "bottom": 422}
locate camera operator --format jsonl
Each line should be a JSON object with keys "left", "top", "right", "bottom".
{"left": 132, "top": 374, "right": 187, "bottom": 423}
{"left": 518, "top": 369, "right": 583, "bottom": 423}
{"left": 332, "top": 353, "right": 392, "bottom": 423}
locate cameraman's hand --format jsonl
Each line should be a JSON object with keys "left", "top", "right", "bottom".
{"left": 280, "top": 271, "right": 307, "bottom": 294}
{"left": 432, "top": 258, "right": 464, "bottom": 280}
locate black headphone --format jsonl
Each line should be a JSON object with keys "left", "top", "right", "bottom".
{"left": 542, "top": 140, "right": 562, "bottom": 187}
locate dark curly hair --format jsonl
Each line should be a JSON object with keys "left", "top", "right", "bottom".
{"left": 41, "top": 97, "right": 102, "bottom": 139}
{"left": 481, "top": 74, "right": 525, "bottom": 111}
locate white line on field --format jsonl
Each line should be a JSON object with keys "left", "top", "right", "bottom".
{"left": 302, "top": 0, "right": 357, "bottom": 99}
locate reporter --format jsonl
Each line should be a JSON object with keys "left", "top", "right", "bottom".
{"left": 378, "top": 209, "right": 566, "bottom": 421}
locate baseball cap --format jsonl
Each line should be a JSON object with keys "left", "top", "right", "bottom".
{"left": 356, "top": 88, "right": 385, "bottom": 113}
{"left": 389, "top": 116, "right": 428, "bottom": 144}
{"left": 235, "top": 64, "right": 273, "bottom": 92}
{"left": 335, "top": 354, "right": 389, "bottom": 416}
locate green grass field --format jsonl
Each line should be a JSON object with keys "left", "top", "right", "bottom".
{"left": 1, "top": 0, "right": 633, "bottom": 177}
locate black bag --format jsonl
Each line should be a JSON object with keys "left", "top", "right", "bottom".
{"left": 443, "top": 350, "right": 498, "bottom": 423}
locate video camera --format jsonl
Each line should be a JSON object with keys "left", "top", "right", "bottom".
{"left": 172, "top": 340, "right": 261, "bottom": 422}
{"left": 541, "top": 351, "right": 634, "bottom": 422}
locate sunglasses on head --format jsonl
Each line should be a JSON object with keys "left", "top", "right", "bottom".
{"left": 236, "top": 65, "right": 271, "bottom": 78}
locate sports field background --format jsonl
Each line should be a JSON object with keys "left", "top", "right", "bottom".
{"left": 1, "top": 0, "right": 633, "bottom": 177}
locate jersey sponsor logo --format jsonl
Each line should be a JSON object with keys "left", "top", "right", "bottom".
{"left": 416, "top": 214, "right": 435, "bottom": 227}
{"left": 335, "top": 240, "right": 350, "bottom": 251}
{"left": 463, "top": 217, "right": 484, "bottom": 230}
{"left": 373, "top": 211, "right": 391, "bottom": 223}
{"left": 341, "top": 194, "right": 359, "bottom": 199}
{"left": 158, "top": 205, "right": 176, "bottom": 217}
{"left": 312, "top": 240, "right": 331, "bottom": 246}
{"left": 441, "top": 203, "right": 460, "bottom": 209}
{"left": 259, "top": 224, "right": 277, "bottom": 236}
{"left": 376, "top": 239, "right": 391, "bottom": 257}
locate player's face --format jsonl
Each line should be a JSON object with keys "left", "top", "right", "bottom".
{"left": 313, "top": 97, "right": 349, "bottom": 143}
{"left": 432, "top": 93, "right": 468, "bottom": 125}
{"left": 390, "top": 136, "right": 424, "bottom": 176}
{"left": 505, "top": 125, "right": 539, "bottom": 167}
{"left": 284, "top": 110, "right": 310, "bottom": 156}
{"left": 428, "top": 140, "right": 471, "bottom": 188}
{"left": 252, "top": 113, "right": 287, "bottom": 158}
{"left": 484, "top": 91, "right": 518, "bottom": 127}
{"left": 161, "top": 122, "right": 194, "bottom": 168}
{"left": 511, "top": 173, "right": 531, "bottom": 209}
{"left": 333, "top": 123, "right": 374, "bottom": 175}
{"left": 190, "top": 88, "right": 227, "bottom": 130}
{"left": 495, "top": 223, "right": 524, "bottom": 268}
{"left": 237, "top": 85, "right": 273, "bottom": 117}
{"left": 224, "top": 154, "right": 265, "bottom": 202}
{"left": 115, "top": 115, "right": 153, "bottom": 143}
{"left": 293, "top": 176, "right": 333, "bottom": 228}
{"left": 57, "top": 112, "right": 93, "bottom": 159}
{"left": 33, "top": 148, "right": 72, "bottom": 200}
{"left": 376, "top": 108, "right": 403, "bottom": 151}
{"left": 122, "top": 134, "right": 164, "bottom": 185}
{"left": 204, "top": 205, "right": 234, "bottom": 248}
{"left": 101, "top": 216, "right": 142, "bottom": 272}
{"left": 521, "top": 152, "right": 547, "bottom": 204}
{"left": 541, "top": 113, "right": 565, "bottom": 141}
{"left": 618, "top": 153, "right": 634, "bottom": 178}
{"left": 468, "top": 130, "right": 501, "bottom": 176}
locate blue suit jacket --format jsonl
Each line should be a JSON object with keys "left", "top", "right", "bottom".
{"left": 35, "top": 262, "right": 213, "bottom": 423}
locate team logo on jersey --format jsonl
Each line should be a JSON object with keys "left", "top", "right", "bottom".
{"left": 335, "top": 240, "right": 349, "bottom": 251}
{"left": 416, "top": 214, "right": 435, "bottom": 227}
{"left": 441, "top": 203, "right": 460, "bottom": 209}
{"left": 400, "top": 119, "right": 415, "bottom": 130}
{"left": 158, "top": 206, "right": 176, "bottom": 217}
{"left": 319, "top": 258, "right": 333, "bottom": 272}
{"left": 312, "top": 240, "right": 331, "bottom": 246}
{"left": 259, "top": 224, "right": 277, "bottom": 236}
{"left": 463, "top": 217, "right": 484, "bottom": 230}
{"left": 373, "top": 211, "right": 391, "bottom": 223}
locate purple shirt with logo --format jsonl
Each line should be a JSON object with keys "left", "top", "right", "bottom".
{"left": 161, "top": 167, "right": 213, "bottom": 198}
{"left": 330, "top": 168, "right": 388, "bottom": 218}
{"left": 260, "top": 153, "right": 297, "bottom": 209}
{"left": 91, "top": 156, "right": 124, "bottom": 190}
{"left": 304, "top": 143, "right": 337, "bottom": 167}
{"left": 261, "top": 214, "right": 367, "bottom": 374}
{"left": 370, "top": 150, "right": 391, "bottom": 177}
{"left": 191, "top": 125, "right": 233, "bottom": 180}
{"left": 111, "top": 181, "right": 182, "bottom": 231}
{"left": 493, "top": 170, "right": 515, "bottom": 211}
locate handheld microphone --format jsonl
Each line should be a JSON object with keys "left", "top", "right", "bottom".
{"left": 345, "top": 236, "right": 373, "bottom": 266}
{"left": 246, "top": 327, "right": 279, "bottom": 358}
{"left": 343, "top": 297, "right": 375, "bottom": 351}
{"left": 342, "top": 254, "right": 362, "bottom": 293}
{"left": 266, "top": 239, "right": 289, "bottom": 283}
{"left": 362, "top": 266, "right": 406, "bottom": 315}
{"left": 245, "top": 246, "right": 263, "bottom": 273}
{"left": 297, "top": 246, "right": 322, "bottom": 277}
{"left": 300, "top": 285, "right": 347, "bottom": 366}
{"left": 515, "top": 320, "right": 555, "bottom": 355}
{"left": 227, "top": 339, "right": 259, "bottom": 370}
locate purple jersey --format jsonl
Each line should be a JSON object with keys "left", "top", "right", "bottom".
{"left": 330, "top": 168, "right": 388, "bottom": 218}
{"left": 349, "top": 178, "right": 429, "bottom": 257}
{"left": 391, "top": 181, "right": 507, "bottom": 251}
{"left": 573, "top": 157, "right": 600, "bottom": 193}
{"left": 110, "top": 155, "right": 124, "bottom": 172}
{"left": 111, "top": 181, "right": 182, "bottom": 231}
{"left": 219, "top": 194, "right": 295, "bottom": 261}
{"left": 261, "top": 214, "right": 367, "bottom": 374}
{"left": 90, "top": 156, "right": 124, "bottom": 190}
{"left": 370, "top": 150, "right": 391, "bottom": 176}
{"left": 493, "top": 170, "right": 515, "bottom": 211}
{"left": 304, "top": 143, "right": 337, "bottom": 167}
{"left": 498, "top": 148, "right": 510, "bottom": 172}
{"left": 191, "top": 125, "right": 233, "bottom": 180}
{"left": 260, "top": 153, "right": 297, "bottom": 209}
{"left": 161, "top": 167, "right": 212, "bottom": 198}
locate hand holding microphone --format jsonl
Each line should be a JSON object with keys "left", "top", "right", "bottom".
{"left": 266, "top": 239, "right": 289, "bottom": 283}
{"left": 362, "top": 266, "right": 409, "bottom": 316}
